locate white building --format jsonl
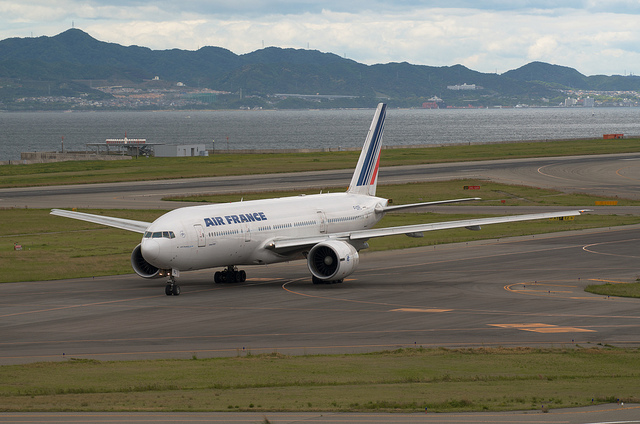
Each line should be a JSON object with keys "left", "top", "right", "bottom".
{"left": 447, "top": 83, "right": 476, "bottom": 90}
{"left": 155, "top": 144, "right": 208, "bottom": 157}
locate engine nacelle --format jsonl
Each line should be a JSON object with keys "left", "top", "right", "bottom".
{"left": 131, "top": 244, "right": 161, "bottom": 279}
{"left": 307, "top": 240, "right": 359, "bottom": 282}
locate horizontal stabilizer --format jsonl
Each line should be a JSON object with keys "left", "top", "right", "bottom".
{"left": 379, "top": 197, "right": 481, "bottom": 213}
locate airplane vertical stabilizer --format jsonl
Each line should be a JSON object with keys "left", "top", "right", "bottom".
{"left": 347, "top": 103, "right": 387, "bottom": 196}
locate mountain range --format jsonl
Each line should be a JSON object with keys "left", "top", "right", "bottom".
{"left": 1, "top": 29, "right": 639, "bottom": 109}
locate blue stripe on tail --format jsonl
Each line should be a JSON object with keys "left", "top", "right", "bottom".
{"left": 355, "top": 104, "right": 386, "bottom": 187}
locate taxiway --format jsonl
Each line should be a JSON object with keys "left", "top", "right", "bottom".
{"left": 2, "top": 224, "right": 639, "bottom": 365}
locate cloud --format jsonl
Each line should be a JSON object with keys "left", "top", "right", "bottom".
{"left": 528, "top": 36, "right": 559, "bottom": 60}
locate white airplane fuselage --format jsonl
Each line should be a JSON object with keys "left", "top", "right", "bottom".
{"left": 140, "top": 192, "right": 387, "bottom": 271}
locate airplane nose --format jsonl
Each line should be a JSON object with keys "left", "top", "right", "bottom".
{"left": 141, "top": 240, "right": 160, "bottom": 261}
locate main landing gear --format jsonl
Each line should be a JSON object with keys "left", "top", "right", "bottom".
{"left": 165, "top": 277, "right": 181, "bottom": 296}
{"left": 214, "top": 266, "right": 247, "bottom": 284}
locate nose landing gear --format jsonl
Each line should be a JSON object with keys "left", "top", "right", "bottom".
{"left": 165, "top": 275, "right": 181, "bottom": 296}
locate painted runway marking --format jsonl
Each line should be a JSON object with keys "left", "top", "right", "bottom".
{"left": 504, "top": 281, "right": 579, "bottom": 297}
{"left": 391, "top": 308, "right": 453, "bottom": 313}
{"left": 616, "top": 164, "right": 640, "bottom": 182}
{"left": 583, "top": 237, "right": 640, "bottom": 259}
{"left": 490, "top": 323, "right": 595, "bottom": 333}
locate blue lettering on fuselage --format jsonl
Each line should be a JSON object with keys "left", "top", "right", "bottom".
{"left": 204, "top": 212, "right": 267, "bottom": 227}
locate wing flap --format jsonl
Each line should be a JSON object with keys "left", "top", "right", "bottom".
{"left": 267, "top": 235, "right": 335, "bottom": 250}
{"left": 51, "top": 209, "right": 151, "bottom": 233}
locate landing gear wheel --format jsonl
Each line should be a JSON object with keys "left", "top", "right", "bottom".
{"left": 166, "top": 277, "right": 181, "bottom": 296}
{"left": 215, "top": 266, "right": 247, "bottom": 284}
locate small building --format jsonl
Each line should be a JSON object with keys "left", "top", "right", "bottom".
{"left": 447, "top": 83, "right": 476, "bottom": 90}
{"left": 154, "top": 144, "right": 208, "bottom": 157}
{"left": 87, "top": 136, "right": 160, "bottom": 156}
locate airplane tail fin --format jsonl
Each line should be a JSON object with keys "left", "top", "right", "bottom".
{"left": 347, "top": 103, "right": 387, "bottom": 196}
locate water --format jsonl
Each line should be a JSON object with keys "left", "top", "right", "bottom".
{"left": 1, "top": 107, "right": 639, "bottom": 162}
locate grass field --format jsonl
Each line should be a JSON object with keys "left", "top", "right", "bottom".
{"left": 2, "top": 137, "right": 640, "bottom": 188}
{"left": 586, "top": 282, "right": 640, "bottom": 298}
{"left": 4, "top": 210, "right": 638, "bottom": 283}
{"left": 0, "top": 347, "right": 638, "bottom": 413}
{"left": 167, "top": 178, "right": 640, "bottom": 207}
{"left": 3, "top": 179, "right": 640, "bottom": 283}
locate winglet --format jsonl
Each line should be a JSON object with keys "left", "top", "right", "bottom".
{"left": 347, "top": 103, "right": 387, "bottom": 196}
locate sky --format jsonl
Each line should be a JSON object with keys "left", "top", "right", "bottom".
{"left": 1, "top": 0, "right": 640, "bottom": 76}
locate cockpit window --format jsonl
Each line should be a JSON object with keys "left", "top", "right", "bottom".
{"left": 144, "top": 231, "right": 175, "bottom": 239}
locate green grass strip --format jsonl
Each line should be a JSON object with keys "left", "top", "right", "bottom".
{"left": 585, "top": 282, "right": 640, "bottom": 298}
{"left": 2, "top": 138, "right": 639, "bottom": 188}
{"left": 0, "top": 347, "right": 638, "bottom": 412}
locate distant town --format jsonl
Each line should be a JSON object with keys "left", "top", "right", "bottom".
{"left": 9, "top": 81, "right": 640, "bottom": 111}
{"left": 11, "top": 83, "right": 230, "bottom": 110}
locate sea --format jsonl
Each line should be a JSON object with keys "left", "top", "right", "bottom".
{"left": 1, "top": 107, "right": 639, "bottom": 162}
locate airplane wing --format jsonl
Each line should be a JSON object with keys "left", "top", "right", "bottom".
{"left": 269, "top": 209, "right": 588, "bottom": 250}
{"left": 50, "top": 209, "right": 151, "bottom": 233}
{"left": 348, "top": 209, "right": 588, "bottom": 240}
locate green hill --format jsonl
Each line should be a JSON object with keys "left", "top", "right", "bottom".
{"left": 1, "top": 29, "right": 638, "bottom": 109}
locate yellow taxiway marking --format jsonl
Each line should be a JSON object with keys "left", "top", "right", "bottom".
{"left": 391, "top": 308, "right": 453, "bottom": 313}
{"left": 589, "top": 278, "right": 630, "bottom": 284}
{"left": 490, "top": 323, "right": 595, "bottom": 333}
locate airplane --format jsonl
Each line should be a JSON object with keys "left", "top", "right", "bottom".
{"left": 51, "top": 103, "right": 588, "bottom": 296}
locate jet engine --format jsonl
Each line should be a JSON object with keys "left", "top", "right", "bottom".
{"left": 131, "top": 244, "right": 161, "bottom": 278}
{"left": 307, "top": 240, "right": 359, "bottom": 282}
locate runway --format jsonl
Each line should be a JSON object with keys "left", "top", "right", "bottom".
{"left": 1, "top": 404, "right": 640, "bottom": 424}
{"left": 1, "top": 152, "right": 639, "bottom": 209}
{"left": 2, "top": 224, "right": 639, "bottom": 365}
